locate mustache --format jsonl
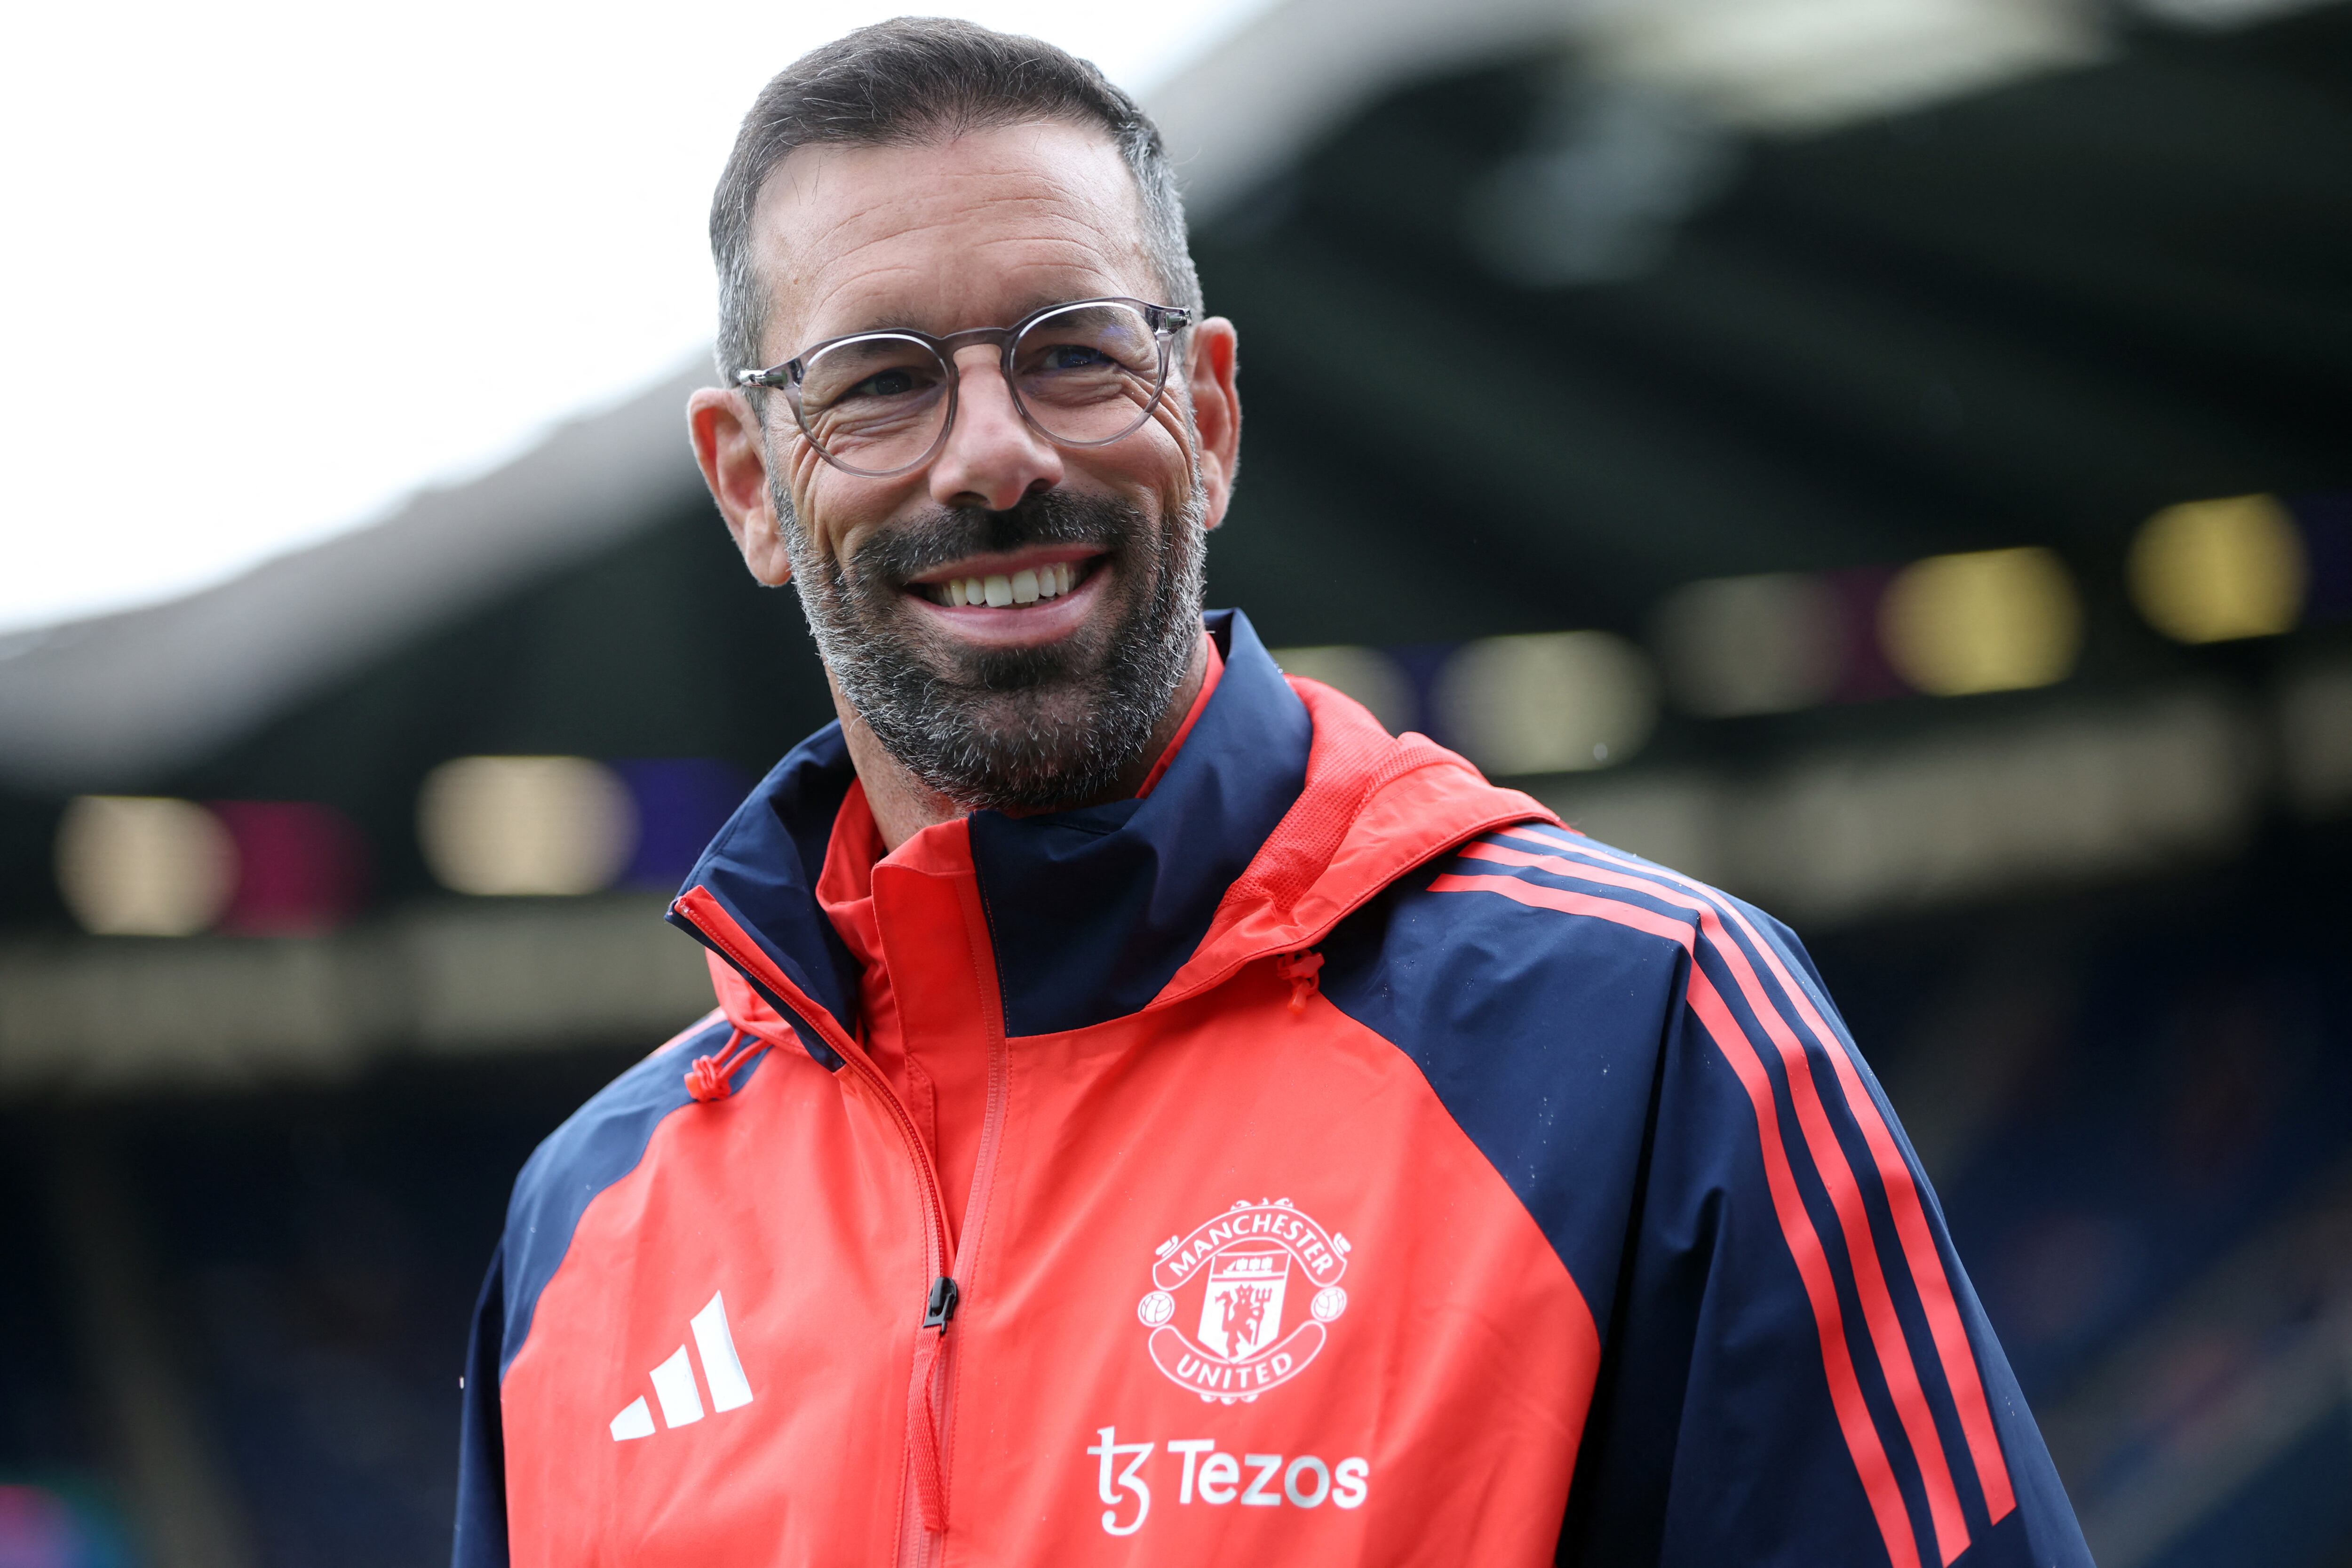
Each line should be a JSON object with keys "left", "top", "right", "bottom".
{"left": 848, "top": 489, "right": 1145, "bottom": 587}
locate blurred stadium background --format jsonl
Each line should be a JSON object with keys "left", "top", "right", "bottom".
{"left": 5, "top": 0, "right": 2352, "bottom": 1563}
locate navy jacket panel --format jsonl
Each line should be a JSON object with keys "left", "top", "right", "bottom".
{"left": 1321, "top": 823, "right": 2093, "bottom": 1568}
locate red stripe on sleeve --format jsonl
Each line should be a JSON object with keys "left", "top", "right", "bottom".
{"left": 1430, "top": 871, "right": 1926, "bottom": 1568}
{"left": 1460, "top": 840, "right": 1970, "bottom": 1560}
{"left": 1506, "top": 828, "right": 2017, "bottom": 1525}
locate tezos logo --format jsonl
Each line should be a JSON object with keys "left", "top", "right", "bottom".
{"left": 1136, "top": 1198, "right": 1351, "bottom": 1404}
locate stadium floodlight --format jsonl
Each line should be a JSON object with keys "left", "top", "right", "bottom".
{"left": 1878, "top": 546, "right": 2082, "bottom": 698}
{"left": 55, "top": 795, "right": 236, "bottom": 937}
{"left": 418, "top": 756, "right": 637, "bottom": 898}
{"left": 2128, "top": 495, "right": 2308, "bottom": 645}
{"left": 1436, "top": 630, "right": 1659, "bottom": 777}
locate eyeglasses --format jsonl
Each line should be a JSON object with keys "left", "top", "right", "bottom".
{"left": 737, "top": 297, "right": 1193, "bottom": 478}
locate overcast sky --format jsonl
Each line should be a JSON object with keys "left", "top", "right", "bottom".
{"left": 0, "top": 0, "right": 1271, "bottom": 634}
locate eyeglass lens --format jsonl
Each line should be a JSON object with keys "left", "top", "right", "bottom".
{"left": 793, "top": 301, "right": 1168, "bottom": 476}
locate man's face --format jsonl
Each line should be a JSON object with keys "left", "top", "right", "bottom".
{"left": 713, "top": 121, "right": 1238, "bottom": 813}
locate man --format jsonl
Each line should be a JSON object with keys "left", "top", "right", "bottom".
{"left": 454, "top": 19, "right": 2092, "bottom": 1567}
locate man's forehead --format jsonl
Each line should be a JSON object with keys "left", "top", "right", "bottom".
{"left": 751, "top": 120, "right": 1154, "bottom": 353}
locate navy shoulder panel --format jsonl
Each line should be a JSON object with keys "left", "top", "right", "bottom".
{"left": 1364, "top": 824, "right": 2092, "bottom": 1568}
{"left": 498, "top": 1013, "right": 766, "bottom": 1377}
{"left": 1318, "top": 825, "right": 1693, "bottom": 1333}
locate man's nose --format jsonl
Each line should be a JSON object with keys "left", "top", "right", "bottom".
{"left": 928, "top": 344, "right": 1063, "bottom": 512}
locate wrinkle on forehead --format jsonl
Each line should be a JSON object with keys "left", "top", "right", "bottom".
{"left": 750, "top": 121, "right": 1156, "bottom": 359}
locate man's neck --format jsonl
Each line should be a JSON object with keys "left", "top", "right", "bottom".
{"left": 832, "top": 635, "right": 1212, "bottom": 852}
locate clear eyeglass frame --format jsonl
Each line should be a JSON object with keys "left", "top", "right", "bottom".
{"left": 735, "top": 296, "right": 1193, "bottom": 479}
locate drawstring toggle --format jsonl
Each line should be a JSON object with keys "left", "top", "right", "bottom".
{"left": 685, "top": 1028, "right": 764, "bottom": 1103}
{"left": 1276, "top": 949, "right": 1325, "bottom": 1014}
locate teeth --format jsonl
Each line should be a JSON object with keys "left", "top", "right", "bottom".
{"left": 929, "top": 563, "right": 1084, "bottom": 608}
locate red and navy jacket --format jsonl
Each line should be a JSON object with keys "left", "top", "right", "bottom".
{"left": 453, "top": 609, "right": 2090, "bottom": 1567}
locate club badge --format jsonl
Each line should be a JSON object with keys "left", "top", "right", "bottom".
{"left": 1136, "top": 1198, "right": 1351, "bottom": 1404}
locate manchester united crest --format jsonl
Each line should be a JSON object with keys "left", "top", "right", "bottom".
{"left": 1136, "top": 1198, "right": 1351, "bottom": 1404}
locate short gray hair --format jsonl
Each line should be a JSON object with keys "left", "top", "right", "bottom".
{"left": 709, "top": 17, "right": 1204, "bottom": 389}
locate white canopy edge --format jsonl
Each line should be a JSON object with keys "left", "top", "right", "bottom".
{"left": 0, "top": 0, "right": 1594, "bottom": 793}
{"left": 8, "top": 0, "right": 2295, "bottom": 790}
{"left": 0, "top": 364, "right": 715, "bottom": 792}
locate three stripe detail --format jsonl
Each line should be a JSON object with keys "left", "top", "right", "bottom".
{"left": 610, "top": 1291, "right": 755, "bottom": 1441}
{"left": 1431, "top": 825, "right": 2014, "bottom": 1568}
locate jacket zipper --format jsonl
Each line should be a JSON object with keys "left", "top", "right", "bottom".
{"left": 918, "top": 1011, "right": 1010, "bottom": 1560}
{"left": 672, "top": 887, "right": 1007, "bottom": 1566}
{"left": 898, "top": 886, "right": 1013, "bottom": 1568}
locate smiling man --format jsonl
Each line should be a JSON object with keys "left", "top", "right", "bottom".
{"left": 452, "top": 19, "right": 2091, "bottom": 1568}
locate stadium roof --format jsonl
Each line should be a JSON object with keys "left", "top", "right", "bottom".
{"left": 8, "top": 0, "right": 2342, "bottom": 794}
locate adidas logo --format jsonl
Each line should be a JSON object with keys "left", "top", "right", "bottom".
{"left": 610, "top": 1291, "right": 755, "bottom": 1441}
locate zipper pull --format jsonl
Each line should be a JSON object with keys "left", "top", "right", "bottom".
{"left": 909, "top": 1275, "right": 961, "bottom": 1532}
{"left": 923, "top": 1274, "right": 961, "bottom": 1330}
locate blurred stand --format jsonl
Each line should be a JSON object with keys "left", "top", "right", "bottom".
{"left": 3, "top": 0, "right": 2351, "bottom": 1564}
{"left": 2047, "top": 1163, "right": 2352, "bottom": 1567}
{"left": 40, "top": 1127, "right": 256, "bottom": 1568}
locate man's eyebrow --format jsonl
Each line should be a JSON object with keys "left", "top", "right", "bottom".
{"left": 777, "top": 310, "right": 923, "bottom": 355}
{"left": 845, "top": 307, "right": 936, "bottom": 334}
{"left": 816, "top": 294, "right": 1105, "bottom": 341}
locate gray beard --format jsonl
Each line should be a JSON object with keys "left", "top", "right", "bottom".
{"left": 777, "top": 479, "right": 1208, "bottom": 815}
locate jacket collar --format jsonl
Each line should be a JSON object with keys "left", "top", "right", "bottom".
{"left": 670, "top": 608, "right": 1552, "bottom": 1048}
{"left": 961, "top": 609, "right": 1306, "bottom": 1035}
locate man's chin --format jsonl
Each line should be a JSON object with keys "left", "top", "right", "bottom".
{"left": 932, "top": 682, "right": 1114, "bottom": 746}
{"left": 911, "top": 636, "right": 1107, "bottom": 697}
{"left": 874, "top": 682, "right": 1139, "bottom": 811}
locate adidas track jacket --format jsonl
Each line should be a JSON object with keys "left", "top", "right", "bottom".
{"left": 453, "top": 609, "right": 2091, "bottom": 1567}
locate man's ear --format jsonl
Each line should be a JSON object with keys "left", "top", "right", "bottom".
{"left": 1184, "top": 317, "right": 1241, "bottom": 531}
{"left": 688, "top": 386, "right": 794, "bottom": 585}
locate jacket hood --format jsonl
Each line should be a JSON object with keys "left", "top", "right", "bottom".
{"left": 670, "top": 609, "right": 1554, "bottom": 1050}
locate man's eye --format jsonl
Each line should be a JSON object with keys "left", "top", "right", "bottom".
{"left": 1041, "top": 344, "right": 1112, "bottom": 371}
{"left": 848, "top": 367, "right": 923, "bottom": 398}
